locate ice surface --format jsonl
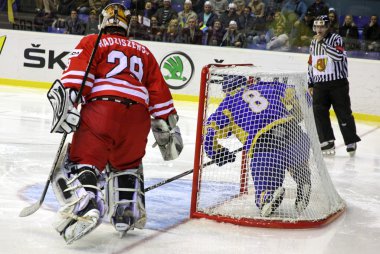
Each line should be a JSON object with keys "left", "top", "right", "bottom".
{"left": 0, "top": 85, "right": 380, "bottom": 254}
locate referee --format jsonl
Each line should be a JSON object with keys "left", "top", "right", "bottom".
{"left": 308, "top": 15, "right": 361, "bottom": 155}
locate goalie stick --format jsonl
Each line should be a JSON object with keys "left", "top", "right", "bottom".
{"left": 19, "top": 28, "right": 105, "bottom": 218}
{"left": 144, "top": 147, "right": 244, "bottom": 192}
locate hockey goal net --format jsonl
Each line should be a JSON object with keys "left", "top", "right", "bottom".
{"left": 190, "top": 64, "right": 345, "bottom": 228}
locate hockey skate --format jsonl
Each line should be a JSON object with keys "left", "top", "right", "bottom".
{"left": 111, "top": 195, "right": 147, "bottom": 238}
{"left": 260, "top": 187, "right": 285, "bottom": 217}
{"left": 346, "top": 143, "right": 357, "bottom": 156}
{"left": 113, "top": 204, "right": 136, "bottom": 238}
{"left": 321, "top": 140, "right": 335, "bottom": 155}
{"left": 59, "top": 198, "right": 101, "bottom": 244}
{"left": 295, "top": 183, "right": 311, "bottom": 213}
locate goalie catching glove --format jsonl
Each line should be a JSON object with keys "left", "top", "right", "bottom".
{"left": 47, "top": 79, "right": 81, "bottom": 134}
{"left": 151, "top": 113, "right": 183, "bottom": 161}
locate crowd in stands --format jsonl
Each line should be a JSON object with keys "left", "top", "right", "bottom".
{"left": 2, "top": 0, "right": 380, "bottom": 53}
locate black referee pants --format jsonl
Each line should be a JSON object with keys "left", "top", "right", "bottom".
{"left": 312, "top": 79, "right": 361, "bottom": 145}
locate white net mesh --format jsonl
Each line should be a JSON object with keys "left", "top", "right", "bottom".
{"left": 193, "top": 65, "right": 345, "bottom": 226}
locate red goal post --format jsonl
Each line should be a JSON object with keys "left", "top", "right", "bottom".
{"left": 190, "top": 64, "right": 346, "bottom": 229}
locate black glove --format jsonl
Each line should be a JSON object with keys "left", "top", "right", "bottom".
{"left": 212, "top": 147, "right": 236, "bottom": 167}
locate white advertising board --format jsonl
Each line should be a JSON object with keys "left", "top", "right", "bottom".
{"left": 0, "top": 29, "right": 379, "bottom": 116}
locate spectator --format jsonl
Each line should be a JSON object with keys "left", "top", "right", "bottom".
{"left": 51, "top": 17, "right": 66, "bottom": 33}
{"left": 268, "top": 10, "right": 287, "bottom": 32}
{"left": 192, "top": 0, "right": 207, "bottom": 15}
{"left": 131, "top": 0, "right": 145, "bottom": 12}
{"left": 220, "top": 20, "right": 245, "bottom": 47}
{"left": 64, "top": 9, "right": 85, "bottom": 35}
{"left": 249, "top": 0, "right": 265, "bottom": 18}
{"left": 266, "top": 24, "right": 289, "bottom": 50}
{"left": 251, "top": 10, "right": 286, "bottom": 46}
{"left": 35, "top": 0, "right": 59, "bottom": 15}
{"left": 209, "top": 0, "right": 228, "bottom": 17}
{"left": 155, "top": 0, "right": 178, "bottom": 28}
{"left": 327, "top": 8, "right": 339, "bottom": 34}
{"left": 89, "top": 0, "right": 110, "bottom": 15}
{"left": 219, "top": 3, "right": 241, "bottom": 29}
{"left": 150, "top": 0, "right": 161, "bottom": 12}
{"left": 289, "top": 10, "right": 314, "bottom": 49}
{"left": 207, "top": 19, "right": 224, "bottom": 45}
{"left": 75, "top": 0, "right": 90, "bottom": 14}
{"left": 143, "top": 15, "right": 163, "bottom": 41}
{"left": 248, "top": 0, "right": 266, "bottom": 32}
{"left": 238, "top": 6, "right": 255, "bottom": 42}
{"left": 233, "top": 0, "right": 246, "bottom": 16}
{"left": 178, "top": 0, "right": 198, "bottom": 28}
{"left": 33, "top": 8, "right": 47, "bottom": 31}
{"left": 307, "top": 0, "right": 328, "bottom": 18}
{"left": 34, "top": 8, "right": 57, "bottom": 32}
{"left": 198, "top": 1, "right": 218, "bottom": 30}
{"left": 85, "top": 9, "right": 99, "bottom": 34}
{"left": 35, "top": 0, "right": 44, "bottom": 11}
{"left": 58, "top": 0, "right": 89, "bottom": 15}
{"left": 127, "top": 15, "right": 144, "bottom": 39}
{"left": 363, "top": 15, "right": 380, "bottom": 51}
{"left": 140, "top": 1, "right": 155, "bottom": 19}
{"left": 265, "top": 0, "right": 285, "bottom": 17}
{"left": 339, "top": 14, "right": 359, "bottom": 50}
{"left": 281, "top": 0, "right": 307, "bottom": 28}
{"left": 58, "top": 0, "right": 74, "bottom": 15}
{"left": 182, "top": 17, "right": 203, "bottom": 44}
{"left": 162, "top": 18, "right": 183, "bottom": 43}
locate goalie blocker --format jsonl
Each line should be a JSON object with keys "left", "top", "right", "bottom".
{"left": 47, "top": 79, "right": 81, "bottom": 134}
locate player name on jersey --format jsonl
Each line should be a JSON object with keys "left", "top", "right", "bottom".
{"left": 98, "top": 37, "right": 149, "bottom": 55}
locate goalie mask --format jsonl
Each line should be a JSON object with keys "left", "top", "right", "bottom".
{"left": 99, "top": 3, "right": 131, "bottom": 31}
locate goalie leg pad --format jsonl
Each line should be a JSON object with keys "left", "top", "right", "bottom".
{"left": 51, "top": 145, "right": 105, "bottom": 244}
{"left": 151, "top": 114, "right": 183, "bottom": 161}
{"left": 105, "top": 166, "right": 146, "bottom": 233}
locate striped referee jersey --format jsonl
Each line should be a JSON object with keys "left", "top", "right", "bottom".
{"left": 307, "top": 33, "right": 348, "bottom": 87}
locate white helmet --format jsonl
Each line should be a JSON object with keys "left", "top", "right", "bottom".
{"left": 99, "top": 3, "right": 131, "bottom": 31}
{"left": 313, "top": 15, "right": 330, "bottom": 32}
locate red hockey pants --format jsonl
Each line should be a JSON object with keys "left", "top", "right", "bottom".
{"left": 69, "top": 100, "right": 151, "bottom": 172}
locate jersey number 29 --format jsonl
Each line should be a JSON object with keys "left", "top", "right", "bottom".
{"left": 106, "top": 50, "right": 144, "bottom": 82}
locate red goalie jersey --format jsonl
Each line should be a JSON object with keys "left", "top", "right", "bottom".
{"left": 61, "top": 33, "right": 176, "bottom": 120}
